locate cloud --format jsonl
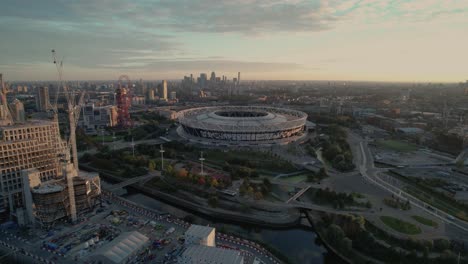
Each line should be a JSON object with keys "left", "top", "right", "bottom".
{"left": 98, "top": 59, "right": 305, "bottom": 72}
{"left": 1, "top": 0, "right": 467, "bottom": 81}
{"left": 62, "top": 0, "right": 341, "bottom": 34}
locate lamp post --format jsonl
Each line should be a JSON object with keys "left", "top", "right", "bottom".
{"left": 199, "top": 151, "right": 205, "bottom": 176}
{"left": 160, "top": 144, "right": 165, "bottom": 175}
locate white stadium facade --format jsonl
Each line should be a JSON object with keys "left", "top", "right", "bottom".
{"left": 176, "top": 106, "right": 308, "bottom": 146}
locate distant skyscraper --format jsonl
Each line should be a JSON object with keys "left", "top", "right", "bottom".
{"left": 210, "top": 71, "right": 216, "bottom": 82}
{"left": 162, "top": 80, "right": 168, "bottom": 100}
{"left": 148, "top": 89, "right": 155, "bottom": 101}
{"left": 170, "top": 91, "right": 177, "bottom": 100}
{"left": 10, "top": 99, "right": 25, "bottom": 123}
{"left": 199, "top": 73, "right": 207, "bottom": 89}
{"left": 36, "top": 87, "right": 51, "bottom": 112}
{"left": 238, "top": 72, "right": 240, "bottom": 85}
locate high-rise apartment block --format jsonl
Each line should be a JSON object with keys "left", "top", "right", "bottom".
{"left": 36, "top": 86, "right": 51, "bottom": 111}
{"left": 9, "top": 99, "right": 25, "bottom": 123}
{"left": 162, "top": 80, "right": 168, "bottom": 100}
{"left": 78, "top": 103, "right": 118, "bottom": 135}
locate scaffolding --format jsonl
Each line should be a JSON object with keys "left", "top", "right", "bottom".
{"left": 31, "top": 182, "right": 70, "bottom": 226}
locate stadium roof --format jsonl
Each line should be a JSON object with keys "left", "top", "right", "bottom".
{"left": 93, "top": 231, "right": 149, "bottom": 264}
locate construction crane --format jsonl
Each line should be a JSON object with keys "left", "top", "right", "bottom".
{"left": 51, "top": 49, "right": 86, "bottom": 223}
{"left": 0, "top": 74, "right": 14, "bottom": 125}
{"left": 51, "top": 49, "right": 85, "bottom": 171}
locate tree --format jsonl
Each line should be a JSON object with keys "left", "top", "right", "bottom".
{"left": 165, "top": 164, "right": 174, "bottom": 176}
{"left": 79, "top": 153, "right": 93, "bottom": 163}
{"left": 239, "top": 184, "right": 247, "bottom": 196}
{"left": 263, "top": 178, "right": 272, "bottom": 189}
{"left": 198, "top": 177, "right": 205, "bottom": 186}
{"left": 434, "top": 238, "right": 450, "bottom": 251}
{"left": 326, "top": 224, "right": 345, "bottom": 244}
{"left": 177, "top": 168, "right": 188, "bottom": 178}
{"left": 205, "top": 175, "right": 211, "bottom": 187}
{"left": 340, "top": 237, "right": 353, "bottom": 253}
{"left": 423, "top": 246, "right": 429, "bottom": 260}
{"left": 148, "top": 160, "right": 156, "bottom": 172}
{"left": 254, "top": 191, "right": 263, "bottom": 200}
{"left": 318, "top": 168, "right": 328, "bottom": 179}
{"left": 247, "top": 186, "right": 254, "bottom": 196}
{"left": 210, "top": 178, "right": 219, "bottom": 188}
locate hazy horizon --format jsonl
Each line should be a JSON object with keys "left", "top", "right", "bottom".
{"left": 1, "top": 0, "right": 467, "bottom": 82}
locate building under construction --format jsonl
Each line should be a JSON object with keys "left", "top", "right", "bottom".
{"left": 0, "top": 117, "right": 102, "bottom": 227}
{"left": 0, "top": 71, "right": 101, "bottom": 227}
{"left": 30, "top": 170, "right": 101, "bottom": 226}
{"left": 0, "top": 120, "right": 66, "bottom": 224}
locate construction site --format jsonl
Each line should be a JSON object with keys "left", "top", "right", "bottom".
{"left": 0, "top": 50, "right": 102, "bottom": 228}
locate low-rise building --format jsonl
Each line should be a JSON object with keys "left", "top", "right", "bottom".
{"left": 184, "top": 224, "right": 215, "bottom": 247}
{"left": 179, "top": 244, "right": 244, "bottom": 264}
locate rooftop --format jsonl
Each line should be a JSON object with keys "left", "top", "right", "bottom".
{"left": 0, "top": 119, "right": 56, "bottom": 130}
{"left": 185, "top": 224, "right": 215, "bottom": 238}
{"left": 93, "top": 231, "right": 149, "bottom": 264}
{"left": 181, "top": 245, "right": 243, "bottom": 264}
{"left": 31, "top": 181, "right": 65, "bottom": 194}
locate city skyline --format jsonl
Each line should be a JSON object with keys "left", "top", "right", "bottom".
{"left": 0, "top": 0, "right": 467, "bottom": 82}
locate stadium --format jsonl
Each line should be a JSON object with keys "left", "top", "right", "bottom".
{"left": 176, "top": 106, "right": 308, "bottom": 146}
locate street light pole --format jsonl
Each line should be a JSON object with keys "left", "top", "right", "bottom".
{"left": 112, "top": 132, "right": 116, "bottom": 151}
{"left": 160, "top": 144, "right": 165, "bottom": 175}
{"left": 131, "top": 137, "right": 135, "bottom": 157}
{"left": 199, "top": 151, "right": 205, "bottom": 176}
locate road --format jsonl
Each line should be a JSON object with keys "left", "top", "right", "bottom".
{"left": 352, "top": 133, "right": 468, "bottom": 233}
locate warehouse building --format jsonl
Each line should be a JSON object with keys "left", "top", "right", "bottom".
{"left": 179, "top": 245, "right": 244, "bottom": 264}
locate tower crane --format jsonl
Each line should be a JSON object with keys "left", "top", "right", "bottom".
{"left": 51, "top": 49, "right": 85, "bottom": 171}
{"left": 51, "top": 49, "right": 87, "bottom": 223}
{"left": 0, "top": 74, "right": 14, "bottom": 125}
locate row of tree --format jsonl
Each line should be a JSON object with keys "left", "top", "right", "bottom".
{"left": 321, "top": 125, "right": 355, "bottom": 171}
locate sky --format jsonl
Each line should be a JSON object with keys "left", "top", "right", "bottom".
{"left": 0, "top": 0, "right": 467, "bottom": 82}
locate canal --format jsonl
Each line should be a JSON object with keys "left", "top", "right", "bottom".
{"left": 124, "top": 190, "right": 346, "bottom": 264}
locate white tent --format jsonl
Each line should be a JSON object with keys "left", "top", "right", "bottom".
{"left": 93, "top": 231, "right": 149, "bottom": 264}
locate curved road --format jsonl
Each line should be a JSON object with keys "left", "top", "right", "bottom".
{"left": 353, "top": 133, "right": 468, "bottom": 233}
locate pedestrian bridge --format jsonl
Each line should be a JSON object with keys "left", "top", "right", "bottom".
{"left": 107, "top": 171, "right": 161, "bottom": 192}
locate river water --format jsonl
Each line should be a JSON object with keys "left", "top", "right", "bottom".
{"left": 124, "top": 191, "right": 345, "bottom": 264}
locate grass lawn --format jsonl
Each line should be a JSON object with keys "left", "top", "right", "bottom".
{"left": 90, "top": 135, "right": 121, "bottom": 143}
{"left": 380, "top": 216, "right": 422, "bottom": 235}
{"left": 411, "top": 215, "right": 438, "bottom": 228}
{"left": 376, "top": 140, "right": 419, "bottom": 152}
